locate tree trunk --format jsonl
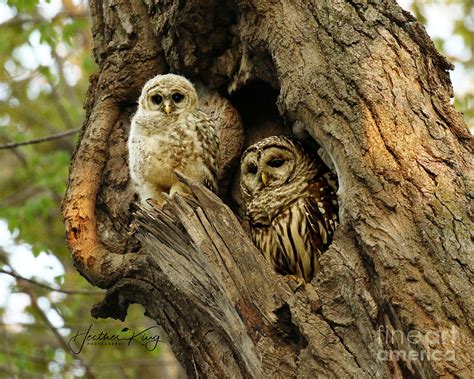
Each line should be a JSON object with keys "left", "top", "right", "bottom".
{"left": 62, "top": 1, "right": 473, "bottom": 377}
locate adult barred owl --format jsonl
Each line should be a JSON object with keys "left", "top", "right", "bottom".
{"left": 128, "top": 74, "right": 219, "bottom": 205}
{"left": 240, "top": 136, "right": 338, "bottom": 287}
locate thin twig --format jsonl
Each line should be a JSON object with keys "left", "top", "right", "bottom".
{"left": 0, "top": 136, "right": 28, "bottom": 166}
{"left": 24, "top": 287, "right": 96, "bottom": 379}
{"left": 0, "top": 128, "right": 80, "bottom": 150}
{"left": 0, "top": 269, "right": 103, "bottom": 295}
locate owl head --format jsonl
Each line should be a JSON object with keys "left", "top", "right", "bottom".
{"left": 138, "top": 74, "right": 198, "bottom": 116}
{"left": 240, "top": 136, "right": 316, "bottom": 204}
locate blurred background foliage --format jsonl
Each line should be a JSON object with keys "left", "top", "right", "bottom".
{"left": 409, "top": 0, "right": 473, "bottom": 131}
{"left": 0, "top": 0, "right": 92, "bottom": 255}
{"left": 0, "top": 0, "right": 471, "bottom": 377}
{"left": 0, "top": 1, "right": 183, "bottom": 378}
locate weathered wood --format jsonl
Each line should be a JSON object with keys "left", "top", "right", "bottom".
{"left": 63, "top": 0, "right": 473, "bottom": 377}
{"left": 93, "top": 178, "right": 369, "bottom": 378}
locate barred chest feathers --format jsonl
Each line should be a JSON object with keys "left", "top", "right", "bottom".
{"left": 252, "top": 196, "right": 321, "bottom": 283}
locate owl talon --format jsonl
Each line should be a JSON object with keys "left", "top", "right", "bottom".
{"left": 283, "top": 275, "right": 305, "bottom": 291}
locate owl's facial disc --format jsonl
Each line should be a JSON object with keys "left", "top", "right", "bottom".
{"left": 151, "top": 94, "right": 163, "bottom": 105}
{"left": 140, "top": 74, "right": 198, "bottom": 115}
{"left": 240, "top": 152, "right": 261, "bottom": 197}
{"left": 259, "top": 147, "right": 296, "bottom": 187}
{"left": 164, "top": 91, "right": 186, "bottom": 115}
{"left": 146, "top": 90, "right": 190, "bottom": 116}
{"left": 240, "top": 147, "right": 297, "bottom": 198}
{"left": 145, "top": 90, "right": 165, "bottom": 112}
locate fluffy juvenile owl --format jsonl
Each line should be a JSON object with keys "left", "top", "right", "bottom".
{"left": 240, "top": 136, "right": 338, "bottom": 287}
{"left": 128, "top": 74, "right": 219, "bottom": 205}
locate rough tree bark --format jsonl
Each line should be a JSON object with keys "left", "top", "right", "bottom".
{"left": 62, "top": 1, "right": 473, "bottom": 378}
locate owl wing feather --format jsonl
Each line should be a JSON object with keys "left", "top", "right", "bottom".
{"left": 191, "top": 110, "right": 219, "bottom": 192}
{"left": 303, "top": 172, "right": 339, "bottom": 261}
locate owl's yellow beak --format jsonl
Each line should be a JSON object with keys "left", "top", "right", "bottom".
{"left": 164, "top": 102, "right": 172, "bottom": 115}
{"left": 261, "top": 172, "right": 269, "bottom": 186}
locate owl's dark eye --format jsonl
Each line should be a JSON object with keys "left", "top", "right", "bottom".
{"left": 151, "top": 94, "right": 162, "bottom": 105}
{"left": 172, "top": 93, "right": 184, "bottom": 103}
{"left": 268, "top": 158, "right": 285, "bottom": 168}
{"left": 247, "top": 163, "right": 258, "bottom": 174}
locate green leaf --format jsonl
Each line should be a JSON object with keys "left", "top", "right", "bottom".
{"left": 8, "top": 0, "right": 39, "bottom": 13}
{"left": 37, "top": 23, "right": 58, "bottom": 47}
{"left": 53, "top": 274, "right": 64, "bottom": 285}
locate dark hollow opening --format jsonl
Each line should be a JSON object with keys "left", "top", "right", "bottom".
{"left": 226, "top": 80, "right": 341, "bottom": 287}
{"left": 229, "top": 80, "right": 291, "bottom": 151}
